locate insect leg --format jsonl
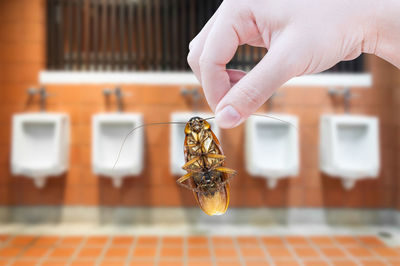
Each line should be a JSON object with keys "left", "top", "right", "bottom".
{"left": 214, "top": 167, "right": 237, "bottom": 175}
{"left": 182, "top": 156, "right": 202, "bottom": 170}
{"left": 177, "top": 172, "right": 193, "bottom": 183}
{"left": 176, "top": 177, "right": 201, "bottom": 192}
{"left": 216, "top": 175, "right": 235, "bottom": 188}
{"left": 204, "top": 154, "right": 226, "bottom": 160}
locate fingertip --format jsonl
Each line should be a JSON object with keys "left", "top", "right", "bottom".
{"left": 215, "top": 105, "right": 244, "bottom": 129}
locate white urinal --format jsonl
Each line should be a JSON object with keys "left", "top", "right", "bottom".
{"left": 319, "top": 114, "right": 380, "bottom": 190}
{"left": 170, "top": 112, "right": 220, "bottom": 176}
{"left": 245, "top": 114, "right": 299, "bottom": 189}
{"left": 11, "top": 113, "right": 70, "bottom": 188}
{"left": 92, "top": 113, "right": 144, "bottom": 188}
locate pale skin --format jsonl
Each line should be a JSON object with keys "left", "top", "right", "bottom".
{"left": 187, "top": 0, "right": 400, "bottom": 128}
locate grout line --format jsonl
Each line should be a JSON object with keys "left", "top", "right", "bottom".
{"left": 305, "top": 236, "right": 333, "bottom": 266}
{"left": 36, "top": 235, "right": 64, "bottom": 266}
{"left": 66, "top": 235, "right": 88, "bottom": 266}
{"left": 6, "top": 235, "right": 39, "bottom": 266}
{"left": 208, "top": 235, "right": 216, "bottom": 266}
{"left": 125, "top": 235, "right": 138, "bottom": 266}
{"left": 154, "top": 236, "right": 161, "bottom": 266}
{"left": 183, "top": 236, "right": 187, "bottom": 266}
{"left": 257, "top": 236, "right": 274, "bottom": 266}
{"left": 232, "top": 236, "right": 246, "bottom": 266}
{"left": 283, "top": 236, "right": 304, "bottom": 266}
{"left": 354, "top": 235, "right": 390, "bottom": 265}
{"left": 331, "top": 236, "right": 363, "bottom": 266}
{"left": 95, "top": 236, "right": 112, "bottom": 266}
{"left": 358, "top": 245, "right": 391, "bottom": 266}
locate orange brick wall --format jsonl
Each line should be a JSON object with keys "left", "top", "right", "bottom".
{"left": 0, "top": 0, "right": 399, "bottom": 208}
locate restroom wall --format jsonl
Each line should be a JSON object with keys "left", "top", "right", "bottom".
{"left": 0, "top": 0, "right": 47, "bottom": 205}
{"left": 0, "top": 0, "right": 399, "bottom": 209}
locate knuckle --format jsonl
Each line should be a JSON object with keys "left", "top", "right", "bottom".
{"left": 187, "top": 51, "right": 198, "bottom": 68}
{"left": 198, "top": 55, "right": 213, "bottom": 69}
{"left": 236, "top": 85, "right": 264, "bottom": 110}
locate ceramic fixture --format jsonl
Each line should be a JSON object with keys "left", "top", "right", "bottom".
{"left": 170, "top": 112, "right": 220, "bottom": 176}
{"left": 245, "top": 114, "right": 299, "bottom": 188}
{"left": 319, "top": 114, "right": 380, "bottom": 190}
{"left": 92, "top": 113, "right": 144, "bottom": 187}
{"left": 11, "top": 113, "right": 70, "bottom": 188}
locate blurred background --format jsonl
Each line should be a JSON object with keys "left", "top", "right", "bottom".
{"left": 0, "top": 0, "right": 400, "bottom": 265}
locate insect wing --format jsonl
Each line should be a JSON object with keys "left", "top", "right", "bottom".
{"left": 193, "top": 172, "right": 230, "bottom": 216}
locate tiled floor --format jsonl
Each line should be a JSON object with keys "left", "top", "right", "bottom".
{"left": 0, "top": 235, "right": 399, "bottom": 266}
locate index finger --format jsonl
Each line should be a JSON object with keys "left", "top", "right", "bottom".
{"left": 198, "top": 14, "right": 241, "bottom": 111}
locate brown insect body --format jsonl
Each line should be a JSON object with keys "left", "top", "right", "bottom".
{"left": 114, "top": 114, "right": 292, "bottom": 216}
{"left": 177, "top": 117, "right": 236, "bottom": 216}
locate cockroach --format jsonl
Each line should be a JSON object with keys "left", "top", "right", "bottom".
{"left": 176, "top": 116, "right": 235, "bottom": 215}
{"left": 113, "top": 114, "right": 294, "bottom": 216}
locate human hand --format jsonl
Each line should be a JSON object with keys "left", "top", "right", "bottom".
{"left": 187, "top": 0, "right": 381, "bottom": 128}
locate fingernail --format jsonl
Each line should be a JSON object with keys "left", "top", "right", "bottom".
{"left": 215, "top": 105, "right": 242, "bottom": 128}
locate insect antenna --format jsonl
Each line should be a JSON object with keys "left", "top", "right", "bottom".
{"left": 202, "top": 114, "right": 297, "bottom": 128}
{"left": 112, "top": 121, "right": 187, "bottom": 170}
{"left": 250, "top": 113, "right": 298, "bottom": 129}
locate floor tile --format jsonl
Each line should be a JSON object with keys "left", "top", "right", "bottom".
{"left": 136, "top": 236, "right": 158, "bottom": 246}
{"left": 212, "top": 236, "right": 234, "bottom": 246}
{"left": 285, "top": 236, "right": 309, "bottom": 246}
{"left": 371, "top": 247, "right": 400, "bottom": 257}
{"left": 34, "top": 236, "right": 59, "bottom": 246}
{"left": 188, "top": 247, "right": 210, "bottom": 258}
{"left": 41, "top": 260, "right": 68, "bottom": 266}
{"left": 333, "top": 236, "right": 359, "bottom": 246}
{"left": 99, "top": 260, "right": 126, "bottom": 266}
{"left": 187, "top": 261, "right": 213, "bottom": 266}
{"left": 261, "top": 237, "right": 284, "bottom": 246}
{"left": 9, "top": 236, "right": 36, "bottom": 246}
{"left": 187, "top": 236, "right": 208, "bottom": 246}
{"left": 69, "top": 260, "right": 97, "bottom": 266}
{"left": 0, "top": 247, "right": 23, "bottom": 257}
{"left": 104, "top": 247, "right": 130, "bottom": 258}
{"left": 293, "top": 247, "right": 320, "bottom": 258}
{"left": 214, "top": 247, "right": 238, "bottom": 258}
{"left": 160, "top": 246, "right": 183, "bottom": 258}
{"left": 320, "top": 247, "right": 347, "bottom": 258}
{"left": 48, "top": 247, "right": 76, "bottom": 258}
{"left": 0, "top": 235, "right": 10, "bottom": 243}
{"left": 237, "top": 236, "right": 259, "bottom": 246}
{"left": 59, "top": 237, "right": 84, "bottom": 246}
{"left": 309, "top": 237, "right": 335, "bottom": 246}
{"left": 77, "top": 247, "right": 103, "bottom": 258}
{"left": 244, "top": 260, "right": 270, "bottom": 266}
{"left": 161, "top": 237, "right": 183, "bottom": 246}
{"left": 387, "top": 260, "right": 400, "bottom": 266}
{"left": 21, "top": 247, "right": 49, "bottom": 257}
{"left": 302, "top": 260, "right": 329, "bottom": 266}
{"left": 158, "top": 260, "right": 184, "bottom": 266}
{"left": 347, "top": 247, "right": 374, "bottom": 257}
{"left": 216, "top": 261, "right": 241, "bottom": 266}
{"left": 240, "top": 247, "right": 265, "bottom": 258}
{"left": 111, "top": 236, "right": 134, "bottom": 246}
{"left": 267, "top": 247, "right": 292, "bottom": 258}
{"left": 273, "top": 260, "right": 300, "bottom": 266}
{"left": 132, "top": 246, "right": 157, "bottom": 257}
{"left": 10, "top": 260, "right": 39, "bottom": 266}
{"left": 129, "top": 260, "right": 154, "bottom": 266}
{"left": 331, "top": 260, "right": 357, "bottom": 266}
{"left": 86, "top": 237, "right": 109, "bottom": 246}
{"left": 0, "top": 233, "right": 396, "bottom": 266}
{"left": 357, "top": 236, "right": 385, "bottom": 247}
{"left": 360, "top": 260, "right": 387, "bottom": 266}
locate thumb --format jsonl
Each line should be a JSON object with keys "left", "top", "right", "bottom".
{"left": 215, "top": 40, "right": 299, "bottom": 128}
